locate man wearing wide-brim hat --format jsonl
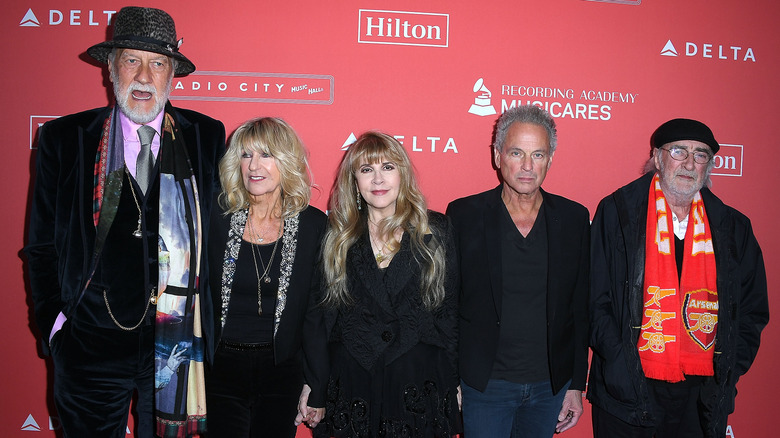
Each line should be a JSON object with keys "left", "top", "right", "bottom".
{"left": 587, "top": 118, "right": 768, "bottom": 437}
{"left": 25, "top": 6, "right": 225, "bottom": 437}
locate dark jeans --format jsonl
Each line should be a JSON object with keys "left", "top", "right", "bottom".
{"left": 461, "top": 378, "right": 569, "bottom": 438}
{"left": 206, "top": 342, "right": 303, "bottom": 438}
{"left": 592, "top": 376, "right": 708, "bottom": 438}
{"left": 51, "top": 318, "right": 155, "bottom": 438}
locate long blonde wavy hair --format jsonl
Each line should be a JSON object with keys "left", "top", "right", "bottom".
{"left": 218, "top": 117, "right": 312, "bottom": 218}
{"left": 321, "top": 132, "right": 446, "bottom": 310}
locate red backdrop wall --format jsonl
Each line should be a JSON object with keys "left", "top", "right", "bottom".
{"left": 2, "top": 1, "right": 776, "bottom": 436}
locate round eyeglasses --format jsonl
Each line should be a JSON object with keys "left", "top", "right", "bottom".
{"left": 660, "top": 147, "right": 712, "bottom": 164}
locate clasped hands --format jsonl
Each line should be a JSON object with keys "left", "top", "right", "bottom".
{"left": 294, "top": 384, "right": 325, "bottom": 428}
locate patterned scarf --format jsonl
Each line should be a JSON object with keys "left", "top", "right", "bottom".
{"left": 93, "top": 104, "right": 207, "bottom": 437}
{"left": 639, "top": 174, "right": 718, "bottom": 382}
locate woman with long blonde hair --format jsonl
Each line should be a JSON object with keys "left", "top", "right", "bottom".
{"left": 206, "top": 117, "right": 327, "bottom": 437}
{"left": 315, "top": 132, "right": 461, "bottom": 437}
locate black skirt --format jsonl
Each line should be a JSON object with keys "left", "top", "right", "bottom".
{"left": 315, "top": 342, "right": 461, "bottom": 438}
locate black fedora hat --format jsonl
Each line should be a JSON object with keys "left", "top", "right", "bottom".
{"left": 87, "top": 6, "right": 195, "bottom": 76}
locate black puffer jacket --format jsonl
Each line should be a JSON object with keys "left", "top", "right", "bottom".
{"left": 587, "top": 172, "right": 768, "bottom": 437}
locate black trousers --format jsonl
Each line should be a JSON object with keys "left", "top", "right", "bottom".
{"left": 206, "top": 342, "right": 303, "bottom": 438}
{"left": 51, "top": 318, "right": 155, "bottom": 438}
{"left": 592, "top": 376, "right": 709, "bottom": 438}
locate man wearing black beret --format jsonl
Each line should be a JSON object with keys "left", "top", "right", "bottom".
{"left": 24, "top": 7, "right": 225, "bottom": 437}
{"left": 587, "top": 118, "right": 768, "bottom": 437}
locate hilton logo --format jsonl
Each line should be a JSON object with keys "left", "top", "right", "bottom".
{"left": 358, "top": 9, "right": 449, "bottom": 47}
{"left": 711, "top": 144, "right": 743, "bottom": 177}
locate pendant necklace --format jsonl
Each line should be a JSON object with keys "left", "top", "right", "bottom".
{"left": 125, "top": 167, "right": 143, "bottom": 238}
{"left": 247, "top": 214, "right": 282, "bottom": 316}
{"left": 373, "top": 239, "right": 391, "bottom": 265}
{"left": 368, "top": 218, "right": 393, "bottom": 266}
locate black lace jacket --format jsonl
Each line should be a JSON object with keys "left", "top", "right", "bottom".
{"left": 323, "top": 211, "right": 459, "bottom": 388}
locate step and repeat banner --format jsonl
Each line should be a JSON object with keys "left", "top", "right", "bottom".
{"left": 2, "top": 0, "right": 776, "bottom": 436}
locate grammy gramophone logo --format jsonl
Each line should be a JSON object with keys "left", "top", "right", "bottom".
{"left": 467, "top": 78, "right": 497, "bottom": 117}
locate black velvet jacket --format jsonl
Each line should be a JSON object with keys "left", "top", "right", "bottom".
{"left": 25, "top": 105, "right": 225, "bottom": 355}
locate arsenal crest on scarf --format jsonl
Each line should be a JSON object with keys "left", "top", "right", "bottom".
{"left": 683, "top": 288, "right": 718, "bottom": 350}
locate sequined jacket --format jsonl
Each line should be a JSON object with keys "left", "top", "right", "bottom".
{"left": 208, "top": 203, "right": 329, "bottom": 406}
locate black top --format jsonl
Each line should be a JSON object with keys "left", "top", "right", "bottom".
{"left": 675, "top": 235, "right": 684, "bottom": 282}
{"left": 221, "top": 239, "right": 281, "bottom": 343}
{"left": 492, "top": 203, "right": 549, "bottom": 383}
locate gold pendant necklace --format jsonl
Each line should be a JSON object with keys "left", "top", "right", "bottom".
{"left": 371, "top": 236, "right": 392, "bottom": 266}
{"left": 368, "top": 217, "right": 394, "bottom": 266}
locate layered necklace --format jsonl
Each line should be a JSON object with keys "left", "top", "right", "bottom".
{"left": 368, "top": 218, "right": 397, "bottom": 267}
{"left": 372, "top": 239, "right": 392, "bottom": 265}
{"left": 246, "top": 210, "right": 282, "bottom": 316}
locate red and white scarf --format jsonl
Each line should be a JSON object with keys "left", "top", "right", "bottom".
{"left": 639, "top": 174, "right": 718, "bottom": 382}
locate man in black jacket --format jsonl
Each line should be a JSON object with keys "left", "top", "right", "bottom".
{"left": 25, "top": 7, "right": 225, "bottom": 437}
{"left": 588, "top": 118, "right": 768, "bottom": 438}
{"left": 447, "top": 105, "right": 589, "bottom": 437}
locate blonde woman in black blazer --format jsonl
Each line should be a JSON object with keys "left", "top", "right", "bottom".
{"left": 206, "top": 117, "right": 327, "bottom": 437}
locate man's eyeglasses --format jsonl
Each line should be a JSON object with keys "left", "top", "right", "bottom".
{"left": 660, "top": 147, "right": 712, "bottom": 164}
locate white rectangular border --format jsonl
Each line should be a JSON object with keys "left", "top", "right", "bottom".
{"left": 30, "top": 115, "right": 60, "bottom": 149}
{"left": 171, "top": 72, "right": 335, "bottom": 104}
{"left": 711, "top": 143, "right": 743, "bottom": 177}
{"left": 358, "top": 9, "right": 449, "bottom": 48}
{"left": 582, "top": 0, "right": 641, "bottom": 5}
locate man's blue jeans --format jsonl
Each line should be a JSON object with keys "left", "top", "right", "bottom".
{"left": 461, "top": 378, "right": 569, "bottom": 438}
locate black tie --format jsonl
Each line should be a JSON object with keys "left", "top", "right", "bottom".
{"left": 136, "top": 125, "right": 156, "bottom": 195}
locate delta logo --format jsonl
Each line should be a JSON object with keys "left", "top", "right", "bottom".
{"left": 21, "top": 414, "right": 41, "bottom": 431}
{"left": 358, "top": 9, "right": 449, "bottom": 48}
{"left": 18, "top": 8, "right": 116, "bottom": 27}
{"left": 341, "top": 132, "right": 458, "bottom": 153}
{"left": 660, "top": 40, "right": 755, "bottom": 62}
{"left": 20, "top": 413, "right": 132, "bottom": 433}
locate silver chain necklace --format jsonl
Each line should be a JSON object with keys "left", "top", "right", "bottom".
{"left": 125, "top": 167, "right": 144, "bottom": 238}
{"left": 247, "top": 215, "right": 282, "bottom": 316}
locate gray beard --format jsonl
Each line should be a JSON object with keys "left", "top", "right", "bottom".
{"left": 111, "top": 73, "right": 172, "bottom": 124}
